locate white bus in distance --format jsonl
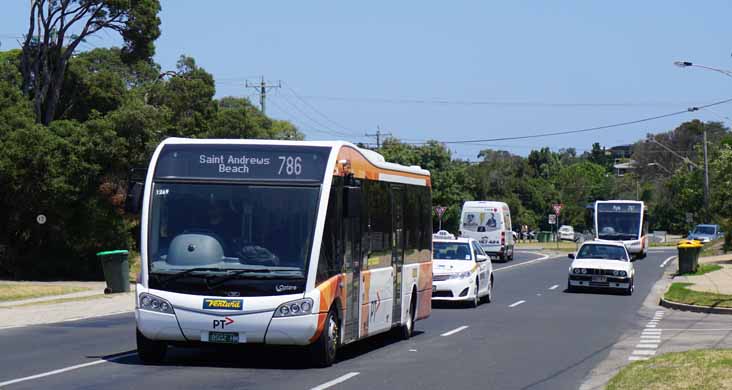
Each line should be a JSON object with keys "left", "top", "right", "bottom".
{"left": 459, "top": 201, "right": 514, "bottom": 261}
{"left": 129, "top": 138, "right": 433, "bottom": 367}
{"left": 593, "top": 200, "right": 648, "bottom": 259}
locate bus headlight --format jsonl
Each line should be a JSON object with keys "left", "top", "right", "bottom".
{"left": 274, "top": 298, "right": 314, "bottom": 317}
{"left": 139, "top": 293, "right": 175, "bottom": 314}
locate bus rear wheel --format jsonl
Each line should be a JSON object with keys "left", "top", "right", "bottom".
{"left": 399, "top": 294, "right": 416, "bottom": 340}
{"left": 136, "top": 329, "right": 167, "bottom": 364}
{"left": 311, "top": 310, "right": 339, "bottom": 367}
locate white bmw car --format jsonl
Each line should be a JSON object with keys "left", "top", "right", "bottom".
{"left": 432, "top": 232, "right": 494, "bottom": 307}
{"left": 567, "top": 241, "right": 635, "bottom": 295}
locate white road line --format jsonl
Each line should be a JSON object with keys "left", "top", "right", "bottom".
{"left": 628, "top": 356, "right": 649, "bottom": 361}
{"left": 641, "top": 335, "right": 662, "bottom": 340}
{"left": 441, "top": 325, "right": 469, "bottom": 337}
{"left": 646, "top": 324, "right": 656, "bottom": 328}
{"left": 635, "top": 343, "right": 659, "bottom": 349}
{"left": 632, "top": 349, "right": 657, "bottom": 356}
{"left": 662, "top": 328, "right": 732, "bottom": 332}
{"left": 0, "top": 352, "right": 137, "bottom": 388}
{"left": 494, "top": 253, "right": 555, "bottom": 272}
{"left": 549, "top": 284, "right": 559, "bottom": 290}
{"left": 508, "top": 300, "right": 526, "bottom": 308}
{"left": 660, "top": 256, "right": 676, "bottom": 268}
{"left": 310, "top": 372, "right": 361, "bottom": 390}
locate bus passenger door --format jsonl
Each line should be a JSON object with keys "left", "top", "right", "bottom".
{"left": 391, "top": 185, "right": 405, "bottom": 326}
{"left": 343, "top": 184, "right": 361, "bottom": 344}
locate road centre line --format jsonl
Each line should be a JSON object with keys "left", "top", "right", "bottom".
{"left": 508, "top": 300, "right": 526, "bottom": 308}
{"left": 310, "top": 372, "right": 360, "bottom": 390}
{"left": 494, "top": 252, "right": 555, "bottom": 272}
{"left": 660, "top": 256, "right": 676, "bottom": 268}
{"left": 0, "top": 351, "right": 137, "bottom": 388}
{"left": 441, "top": 325, "right": 469, "bottom": 337}
{"left": 549, "top": 284, "right": 559, "bottom": 290}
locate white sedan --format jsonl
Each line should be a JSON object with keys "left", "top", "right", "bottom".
{"left": 432, "top": 236, "right": 494, "bottom": 307}
{"left": 567, "top": 241, "right": 635, "bottom": 295}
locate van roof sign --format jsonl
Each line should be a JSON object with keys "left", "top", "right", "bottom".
{"left": 154, "top": 144, "right": 330, "bottom": 182}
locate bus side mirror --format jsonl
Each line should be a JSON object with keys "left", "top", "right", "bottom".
{"left": 343, "top": 186, "right": 361, "bottom": 218}
{"left": 125, "top": 182, "right": 144, "bottom": 214}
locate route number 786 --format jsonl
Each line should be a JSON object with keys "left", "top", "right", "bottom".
{"left": 278, "top": 156, "right": 302, "bottom": 176}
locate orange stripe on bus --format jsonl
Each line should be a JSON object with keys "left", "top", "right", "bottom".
{"left": 334, "top": 146, "right": 432, "bottom": 187}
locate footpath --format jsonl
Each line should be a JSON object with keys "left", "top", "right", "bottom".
{"left": 582, "top": 249, "right": 732, "bottom": 390}
{"left": 0, "top": 281, "right": 134, "bottom": 329}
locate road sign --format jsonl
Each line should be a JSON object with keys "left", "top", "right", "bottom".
{"left": 552, "top": 203, "right": 564, "bottom": 216}
{"left": 434, "top": 206, "right": 447, "bottom": 218}
{"left": 548, "top": 214, "right": 556, "bottom": 225}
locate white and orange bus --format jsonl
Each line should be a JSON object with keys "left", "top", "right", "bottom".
{"left": 129, "top": 138, "right": 433, "bottom": 366}
{"left": 593, "top": 200, "right": 649, "bottom": 259}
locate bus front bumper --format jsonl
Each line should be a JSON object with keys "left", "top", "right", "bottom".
{"left": 136, "top": 308, "right": 320, "bottom": 346}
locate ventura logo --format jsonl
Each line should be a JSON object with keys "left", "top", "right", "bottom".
{"left": 275, "top": 284, "right": 297, "bottom": 293}
{"left": 203, "top": 298, "right": 242, "bottom": 310}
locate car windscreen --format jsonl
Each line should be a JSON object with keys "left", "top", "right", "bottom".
{"left": 694, "top": 226, "right": 716, "bottom": 235}
{"left": 577, "top": 244, "right": 628, "bottom": 261}
{"left": 148, "top": 182, "right": 319, "bottom": 277}
{"left": 433, "top": 242, "right": 473, "bottom": 260}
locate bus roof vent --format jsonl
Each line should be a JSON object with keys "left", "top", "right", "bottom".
{"left": 360, "top": 148, "right": 386, "bottom": 163}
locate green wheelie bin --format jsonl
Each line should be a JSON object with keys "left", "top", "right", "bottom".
{"left": 97, "top": 250, "right": 130, "bottom": 293}
{"left": 677, "top": 240, "right": 703, "bottom": 274}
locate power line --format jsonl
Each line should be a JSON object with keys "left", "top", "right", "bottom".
{"left": 282, "top": 82, "right": 360, "bottom": 135}
{"left": 294, "top": 94, "right": 711, "bottom": 108}
{"left": 365, "top": 126, "right": 393, "bottom": 148}
{"left": 270, "top": 90, "right": 364, "bottom": 139}
{"left": 397, "top": 97, "right": 732, "bottom": 145}
{"left": 268, "top": 96, "right": 362, "bottom": 140}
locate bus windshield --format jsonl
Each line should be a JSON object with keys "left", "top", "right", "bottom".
{"left": 148, "top": 182, "right": 320, "bottom": 278}
{"left": 596, "top": 204, "right": 641, "bottom": 241}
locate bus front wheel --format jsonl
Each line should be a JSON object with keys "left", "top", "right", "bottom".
{"left": 136, "top": 329, "right": 167, "bottom": 364}
{"left": 399, "top": 294, "right": 416, "bottom": 340}
{"left": 311, "top": 310, "right": 339, "bottom": 367}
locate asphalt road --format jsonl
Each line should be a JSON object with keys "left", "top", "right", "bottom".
{"left": 0, "top": 249, "right": 676, "bottom": 390}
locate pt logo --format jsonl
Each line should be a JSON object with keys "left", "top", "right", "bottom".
{"left": 369, "top": 292, "right": 382, "bottom": 321}
{"left": 213, "top": 317, "right": 234, "bottom": 329}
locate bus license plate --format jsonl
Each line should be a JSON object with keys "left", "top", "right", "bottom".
{"left": 592, "top": 276, "right": 607, "bottom": 283}
{"left": 208, "top": 332, "right": 239, "bottom": 344}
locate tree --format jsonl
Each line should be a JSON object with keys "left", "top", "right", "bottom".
{"left": 21, "top": 0, "right": 161, "bottom": 124}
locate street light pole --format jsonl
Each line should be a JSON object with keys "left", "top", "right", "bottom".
{"left": 674, "top": 59, "right": 732, "bottom": 211}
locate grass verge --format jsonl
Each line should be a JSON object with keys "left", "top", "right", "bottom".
{"left": 0, "top": 283, "right": 91, "bottom": 302}
{"left": 7, "top": 293, "right": 130, "bottom": 308}
{"left": 664, "top": 282, "right": 732, "bottom": 309}
{"left": 679, "top": 263, "right": 723, "bottom": 276}
{"left": 606, "top": 349, "right": 732, "bottom": 390}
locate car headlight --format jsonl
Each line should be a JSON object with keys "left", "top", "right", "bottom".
{"left": 139, "top": 293, "right": 175, "bottom": 314}
{"left": 573, "top": 268, "right": 586, "bottom": 274}
{"left": 273, "top": 298, "right": 314, "bottom": 317}
{"left": 618, "top": 270, "right": 627, "bottom": 277}
{"left": 448, "top": 271, "right": 472, "bottom": 280}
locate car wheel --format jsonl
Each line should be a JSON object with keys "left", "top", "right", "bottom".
{"left": 310, "top": 309, "right": 339, "bottom": 367}
{"left": 136, "top": 328, "right": 167, "bottom": 365}
{"left": 625, "top": 278, "right": 634, "bottom": 296}
{"left": 508, "top": 248, "right": 514, "bottom": 261}
{"left": 483, "top": 275, "right": 493, "bottom": 303}
{"left": 470, "top": 278, "right": 480, "bottom": 308}
{"left": 399, "top": 294, "right": 416, "bottom": 340}
{"left": 567, "top": 278, "right": 575, "bottom": 293}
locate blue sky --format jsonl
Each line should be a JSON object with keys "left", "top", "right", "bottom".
{"left": 2, "top": 1, "right": 732, "bottom": 159}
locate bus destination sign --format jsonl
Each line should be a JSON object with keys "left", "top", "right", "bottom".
{"left": 597, "top": 203, "right": 640, "bottom": 213}
{"left": 154, "top": 144, "right": 330, "bottom": 181}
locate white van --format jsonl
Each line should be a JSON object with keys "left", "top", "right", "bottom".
{"left": 459, "top": 201, "right": 514, "bottom": 261}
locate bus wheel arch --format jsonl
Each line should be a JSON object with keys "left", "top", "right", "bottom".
{"left": 400, "top": 286, "right": 417, "bottom": 340}
{"left": 310, "top": 306, "right": 340, "bottom": 367}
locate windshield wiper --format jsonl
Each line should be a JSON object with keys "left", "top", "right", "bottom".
{"left": 205, "top": 268, "right": 303, "bottom": 289}
{"left": 156, "top": 267, "right": 224, "bottom": 286}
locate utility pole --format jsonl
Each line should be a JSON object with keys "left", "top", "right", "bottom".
{"left": 246, "top": 76, "right": 281, "bottom": 114}
{"left": 365, "top": 126, "right": 392, "bottom": 148}
{"left": 703, "top": 129, "right": 710, "bottom": 210}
